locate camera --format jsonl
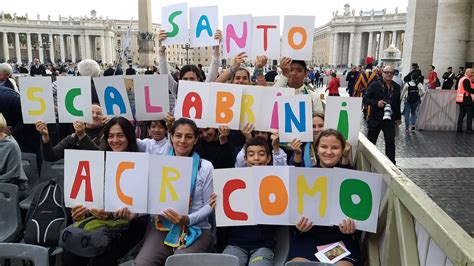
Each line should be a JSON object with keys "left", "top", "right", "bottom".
{"left": 383, "top": 103, "right": 392, "bottom": 120}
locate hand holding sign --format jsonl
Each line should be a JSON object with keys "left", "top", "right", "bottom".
{"left": 296, "top": 216, "right": 313, "bottom": 232}
{"left": 71, "top": 205, "right": 89, "bottom": 221}
{"left": 35, "top": 121, "right": 50, "bottom": 143}
{"left": 280, "top": 57, "right": 292, "bottom": 77}
{"left": 73, "top": 121, "right": 86, "bottom": 140}
{"left": 232, "top": 52, "right": 248, "bottom": 70}
{"left": 115, "top": 207, "right": 137, "bottom": 221}
{"left": 338, "top": 219, "right": 356, "bottom": 234}
{"left": 163, "top": 208, "right": 189, "bottom": 226}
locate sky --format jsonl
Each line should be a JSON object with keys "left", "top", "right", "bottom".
{"left": 4, "top": 0, "right": 408, "bottom": 28}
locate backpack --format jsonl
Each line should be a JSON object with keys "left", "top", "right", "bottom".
{"left": 23, "top": 179, "right": 69, "bottom": 247}
{"left": 407, "top": 83, "right": 420, "bottom": 103}
{"left": 59, "top": 216, "right": 129, "bottom": 258}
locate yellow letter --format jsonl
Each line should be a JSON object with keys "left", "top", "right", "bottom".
{"left": 27, "top": 87, "right": 46, "bottom": 116}
{"left": 297, "top": 175, "right": 327, "bottom": 217}
{"left": 240, "top": 94, "right": 255, "bottom": 124}
{"left": 160, "top": 166, "right": 180, "bottom": 202}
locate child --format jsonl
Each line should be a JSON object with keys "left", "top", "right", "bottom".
{"left": 222, "top": 137, "right": 284, "bottom": 266}
{"left": 137, "top": 120, "right": 171, "bottom": 155}
{"left": 235, "top": 123, "right": 287, "bottom": 167}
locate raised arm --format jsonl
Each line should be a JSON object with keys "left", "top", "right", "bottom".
{"left": 215, "top": 52, "right": 248, "bottom": 83}
{"left": 273, "top": 57, "right": 291, "bottom": 88}
{"left": 158, "top": 30, "right": 178, "bottom": 99}
{"left": 206, "top": 30, "right": 222, "bottom": 83}
{"left": 254, "top": 55, "right": 268, "bottom": 86}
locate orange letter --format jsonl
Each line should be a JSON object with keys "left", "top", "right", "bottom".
{"left": 288, "top": 27, "right": 307, "bottom": 50}
{"left": 116, "top": 161, "right": 134, "bottom": 205}
{"left": 216, "top": 91, "right": 235, "bottom": 123}
{"left": 259, "top": 175, "right": 288, "bottom": 215}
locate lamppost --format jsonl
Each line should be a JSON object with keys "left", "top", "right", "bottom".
{"left": 184, "top": 43, "right": 190, "bottom": 65}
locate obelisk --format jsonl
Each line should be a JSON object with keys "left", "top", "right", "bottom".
{"left": 138, "top": 0, "right": 155, "bottom": 67}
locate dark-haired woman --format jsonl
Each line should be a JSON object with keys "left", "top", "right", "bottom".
{"left": 62, "top": 117, "right": 147, "bottom": 266}
{"left": 135, "top": 118, "right": 214, "bottom": 265}
{"left": 288, "top": 129, "right": 359, "bottom": 265}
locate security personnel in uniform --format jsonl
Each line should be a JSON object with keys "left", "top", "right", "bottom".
{"left": 456, "top": 68, "right": 474, "bottom": 133}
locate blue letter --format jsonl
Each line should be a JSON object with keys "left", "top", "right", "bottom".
{"left": 196, "top": 15, "right": 213, "bottom": 38}
{"left": 285, "top": 102, "right": 306, "bottom": 132}
{"left": 104, "top": 86, "right": 126, "bottom": 115}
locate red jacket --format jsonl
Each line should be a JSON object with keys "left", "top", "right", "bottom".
{"left": 327, "top": 77, "right": 340, "bottom": 94}
{"left": 428, "top": 71, "right": 438, "bottom": 89}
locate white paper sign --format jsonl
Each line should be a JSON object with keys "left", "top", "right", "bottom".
{"left": 162, "top": 3, "right": 189, "bottom": 46}
{"left": 288, "top": 167, "right": 332, "bottom": 226}
{"left": 277, "top": 95, "right": 313, "bottom": 142}
{"left": 252, "top": 86, "right": 295, "bottom": 132}
{"left": 250, "top": 16, "right": 281, "bottom": 59}
{"left": 147, "top": 155, "right": 192, "bottom": 215}
{"left": 324, "top": 97, "right": 363, "bottom": 162}
{"left": 281, "top": 16, "right": 315, "bottom": 60}
{"left": 330, "top": 168, "right": 383, "bottom": 233}
{"left": 104, "top": 152, "right": 149, "bottom": 213}
{"left": 208, "top": 82, "right": 243, "bottom": 130}
{"left": 190, "top": 6, "right": 219, "bottom": 48}
{"left": 223, "top": 15, "right": 252, "bottom": 58}
{"left": 174, "top": 80, "right": 211, "bottom": 128}
{"left": 254, "top": 166, "right": 290, "bottom": 225}
{"left": 19, "top": 76, "right": 56, "bottom": 124}
{"left": 56, "top": 76, "right": 93, "bottom": 123}
{"left": 64, "top": 150, "right": 105, "bottom": 209}
{"left": 213, "top": 168, "right": 255, "bottom": 226}
{"left": 93, "top": 76, "right": 133, "bottom": 120}
{"left": 134, "top": 74, "right": 170, "bottom": 121}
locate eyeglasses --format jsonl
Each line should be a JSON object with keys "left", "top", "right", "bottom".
{"left": 383, "top": 71, "right": 394, "bottom": 75}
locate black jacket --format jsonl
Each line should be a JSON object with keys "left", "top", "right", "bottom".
{"left": 125, "top": 67, "right": 136, "bottom": 75}
{"left": 103, "top": 67, "right": 115, "bottom": 76}
{"left": 442, "top": 72, "right": 455, "bottom": 89}
{"left": 363, "top": 80, "right": 401, "bottom": 127}
{"left": 41, "top": 129, "right": 102, "bottom": 162}
{"left": 30, "top": 64, "right": 46, "bottom": 76}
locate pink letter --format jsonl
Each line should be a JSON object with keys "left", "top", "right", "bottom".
{"left": 145, "top": 85, "right": 163, "bottom": 113}
{"left": 226, "top": 22, "right": 248, "bottom": 53}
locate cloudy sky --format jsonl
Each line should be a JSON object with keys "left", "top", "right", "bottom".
{"left": 5, "top": 0, "right": 408, "bottom": 27}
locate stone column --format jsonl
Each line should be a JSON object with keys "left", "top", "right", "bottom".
{"left": 401, "top": 0, "right": 438, "bottom": 74}
{"left": 26, "top": 33, "right": 33, "bottom": 64}
{"left": 100, "top": 35, "right": 106, "bottom": 63}
{"left": 347, "top": 32, "right": 355, "bottom": 66}
{"left": 332, "top": 33, "right": 339, "bottom": 66}
{"left": 367, "top": 32, "right": 374, "bottom": 57}
{"left": 85, "top": 35, "right": 92, "bottom": 59}
{"left": 49, "top": 34, "right": 55, "bottom": 63}
{"left": 392, "top": 31, "right": 398, "bottom": 46}
{"left": 354, "top": 32, "right": 362, "bottom": 65}
{"left": 378, "top": 31, "right": 385, "bottom": 60}
{"left": 2, "top": 32, "right": 9, "bottom": 62}
{"left": 14, "top": 32, "right": 22, "bottom": 64}
{"left": 432, "top": 0, "right": 471, "bottom": 72}
{"left": 59, "top": 34, "right": 65, "bottom": 63}
{"left": 71, "top": 35, "right": 76, "bottom": 62}
{"left": 38, "top": 34, "right": 44, "bottom": 63}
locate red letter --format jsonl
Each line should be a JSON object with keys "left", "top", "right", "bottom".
{"left": 70, "top": 161, "right": 93, "bottom": 202}
{"left": 256, "top": 25, "right": 277, "bottom": 51}
{"left": 223, "top": 179, "right": 248, "bottom": 221}
{"left": 182, "top": 92, "right": 203, "bottom": 119}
